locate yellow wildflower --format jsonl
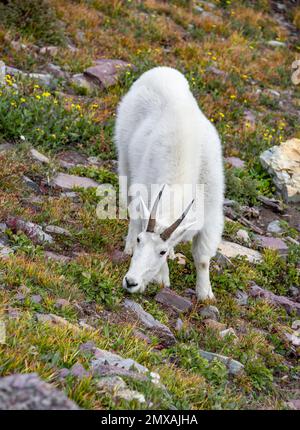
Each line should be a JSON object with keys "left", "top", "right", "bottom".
{"left": 42, "top": 91, "right": 51, "bottom": 97}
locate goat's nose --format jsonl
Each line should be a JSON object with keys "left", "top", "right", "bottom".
{"left": 125, "top": 276, "right": 138, "bottom": 289}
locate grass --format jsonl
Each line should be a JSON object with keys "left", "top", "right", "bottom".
{"left": 0, "top": 0, "right": 299, "bottom": 411}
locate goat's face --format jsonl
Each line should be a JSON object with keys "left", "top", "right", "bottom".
{"left": 123, "top": 186, "right": 195, "bottom": 294}
{"left": 122, "top": 231, "right": 169, "bottom": 293}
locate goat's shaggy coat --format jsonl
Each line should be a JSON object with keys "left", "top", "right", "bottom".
{"left": 115, "top": 67, "right": 224, "bottom": 299}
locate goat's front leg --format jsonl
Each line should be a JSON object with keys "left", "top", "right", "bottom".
{"left": 124, "top": 218, "right": 140, "bottom": 255}
{"left": 155, "top": 262, "right": 170, "bottom": 287}
{"left": 192, "top": 233, "right": 214, "bottom": 301}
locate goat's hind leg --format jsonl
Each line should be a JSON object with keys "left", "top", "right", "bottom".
{"left": 192, "top": 212, "right": 223, "bottom": 301}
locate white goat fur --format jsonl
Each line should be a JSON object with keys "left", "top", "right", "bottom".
{"left": 115, "top": 66, "right": 224, "bottom": 300}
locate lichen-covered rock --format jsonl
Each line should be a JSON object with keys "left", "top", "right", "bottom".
{"left": 6, "top": 217, "right": 53, "bottom": 245}
{"left": 260, "top": 138, "right": 300, "bottom": 203}
{"left": 0, "top": 373, "right": 80, "bottom": 410}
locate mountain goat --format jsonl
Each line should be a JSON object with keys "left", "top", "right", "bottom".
{"left": 115, "top": 67, "right": 224, "bottom": 300}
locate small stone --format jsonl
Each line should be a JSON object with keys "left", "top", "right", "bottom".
{"left": 216, "top": 240, "right": 262, "bottom": 266}
{"left": 84, "top": 59, "right": 134, "bottom": 88}
{"left": 44, "top": 63, "right": 68, "bottom": 79}
{"left": 40, "top": 46, "right": 59, "bottom": 56}
{"left": 54, "top": 298, "right": 70, "bottom": 309}
{"left": 51, "top": 173, "right": 99, "bottom": 190}
{"left": 199, "top": 350, "right": 244, "bottom": 375}
{"left": 289, "top": 286, "right": 300, "bottom": 298}
{"left": 267, "top": 40, "right": 286, "bottom": 47}
{"left": 44, "top": 251, "right": 72, "bottom": 264}
{"left": 254, "top": 235, "right": 288, "bottom": 255}
{"left": 97, "top": 376, "right": 145, "bottom": 403}
{"left": 123, "top": 299, "right": 176, "bottom": 346}
{"left": 22, "top": 176, "right": 41, "bottom": 194}
{"left": 133, "top": 329, "right": 152, "bottom": 344}
{"left": 79, "top": 341, "right": 96, "bottom": 353}
{"left": 31, "top": 295, "right": 42, "bottom": 304}
{"left": 225, "top": 157, "right": 245, "bottom": 169}
{"left": 206, "top": 66, "right": 227, "bottom": 77}
{"left": 57, "top": 368, "right": 70, "bottom": 380}
{"left": 155, "top": 288, "right": 192, "bottom": 313}
{"left": 92, "top": 348, "right": 148, "bottom": 374}
{"left": 267, "top": 220, "right": 283, "bottom": 234}
{"left": 69, "top": 74, "right": 97, "bottom": 94}
{"left": 203, "top": 319, "right": 226, "bottom": 331}
{"left": 199, "top": 305, "right": 220, "bottom": 321}
{"left": 236, "top": 229, "right": 250, "bottom": 243}
{"left": 14, "top": 293, "right": 26, "bottom": 302}
{"left": 292, "top": 320, "right": 300, "bottom": 330}
{"left": 45, "top": 225, "right": 71, "bottom": 237}
{"left": 175, "top": 318, "right": 183, "bottom": 332}
{"left": 219, "top": 328, "right": 238, "bottom": 340}
{"left": 70, "top": 363, "right": 90, "bottom": 379}
{"left": 0, "top": 245, "right": 13, "bottom": 258}
{"left": 284, "top": 332, "right": 300, "bottom": 347}
{"left": 174, "top": 253, "right": 186, "bottom": 265}
{"left": 29, "top": 148, "right": 50, "bottom": 164}
{"left": 235, "top": 290, "right": 248, "bottom": 306}
{"left": 56, "top": 150, "right": 89, "bottom": 169}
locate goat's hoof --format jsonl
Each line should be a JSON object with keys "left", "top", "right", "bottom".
{"left": 196, "top": 290, "right": 215, "bottom": 302}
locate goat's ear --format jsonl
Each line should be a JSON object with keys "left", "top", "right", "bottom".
{"left": 167, "top": 221, "right": 197, "bottom": 247}
{"left": 138, "top": 196, "right": 150, "bottom": 230}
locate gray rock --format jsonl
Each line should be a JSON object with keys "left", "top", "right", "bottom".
{"left": 39, "top": 46, "right": 59, "bottom": 56}
{"left": 56, "top": 150, "right": 90, "bottom": 169}
{"left": 260, "top": 138, "right": 300, "bottom": 203}
{"left": 0, "top": 373, "right": 80, "bottom": 410}
{"left": 44, "top": 63, "right": 68, "bottom": 79}
{"left": 175, "top": 318, "right": 184, "bottom": 332}
{"left": 236, "top": 229, "right": 250, "bottom": 243}
{"left": 248, "top": 282, "right": 300, "bottom": 316}
{"left": 22, "top": 176, "right": 41, "bottom": 194}
{"left": 219, "top": 328, "right": 238, "bottom": 340}
{"left": 198, "top": 305, "right": 220, "bottom": 321}
{"left": 79, "top": 341, "right": 96, "bottom": 353}
{"left": 84, "top": 59, "right": 134, "bottom": 88}
{"left": 6, "top": 217, "right": 53, "bottom": 245}
{"left": 57, "top": 368, "right": 70, "bottom": 380}
{"left": 70, "top": 363, "right": 90, "bottom": 379}
{"left": 29, "top": 148, "right": 50, "bottom": 164}
{"left": 54, "top": 298, "right": 70, "bottom": 309}
{"left": 92, "top": 348, "right": 148, "bottom": 374}
{"left": 267, "top": 220, "right": 283, "bottom": 234}
{"left": 235, "top": 290, "right": 248, "bottom": 306}
{"left": 69, "top": 73, "right": 97, "bottom": 94}
{"left": 51, "top": 173, "right": 99, "bottom": 190}
{"left": 0, "top": 245, "right": 13, "bottom": 259}
{"left": 45, "top": 225, "right": 71, "bottom": 237}
{"left": 155, "top": 288, "right": 192, "bottom": 313}
{"left": 206, "top": 65, "right": 227, "bottom": 77}
{"left": 97, "top": 376, "right": 146, "bottom": 403}
{"left": 44, "top": 251, "right": 72, "bottom": 263}
{"left": 216, "top": 240, "right": 262, "bottom": 265}
{"left": 123, "top": 299, "right": 176, "bottom": 346}
{"left": 254, "top": 235, "right": 288, "bottom": 255}
{"left": 30, "top": 295, "right": 42, "bottom": 304}
{"left": 199, "top": 350, "right": 244, "bottom": 375}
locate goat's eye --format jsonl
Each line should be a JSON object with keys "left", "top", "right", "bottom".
{"left": 160, "top": 250, "right": 167, "bottom": 256}
{"left": 137, "top": 237, "right": 140, "bottom": 243}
